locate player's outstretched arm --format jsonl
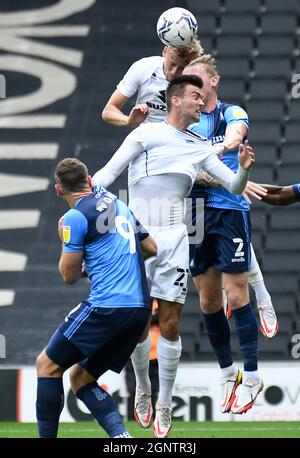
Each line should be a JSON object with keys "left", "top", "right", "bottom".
{"left": 259, "top": 184, "right": 300, "bottom": 206}
{"left": 242, "top": 180, "right": 268, "bottom": 204}
{"left": 203, "top": 140, "right": 254, "bottom": 194}
{"left": 93, "top": 132, "right": 144, "bottom": 188}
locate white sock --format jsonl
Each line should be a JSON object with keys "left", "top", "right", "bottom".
{"left": 243, "top": 370, "right": 260, "bottom": 383}
{"left": 157, "top": 335, "right": 182, "bottom": 406}
{"left": 249, "top": 244, "right": 271, "bottom": 305}
{"left": 131, "top": 333, "right": 151, "bottom": 393}
{"left": 220, "top": 364, "right": 235, "bottom": 379}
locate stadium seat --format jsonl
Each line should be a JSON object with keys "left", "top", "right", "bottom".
{"left": 220, "top": 14, "right": 258, "bottom": 35}
{"left": 260, "top": 15, "right": 297, "bottom": 35}
{"left": 253, "top": 143, "right": 278, "bottom": 165}
{"left": 250, "top": 121, "right": 281, "bottom": 144}
{"left": 248, "top": 78, "right": 287, "bottom": 100}
{"left": 264, "top": 250, "right": 300, "bottom": 271}
{"left": 246, "top": 100, "right": 284, "bottom": 121}
{"left": 187, "top": 0, "right": 222, "bottom": 14}
{"left": 287, "top": 101, "right": 300, "bottom": 122}
{"left": 264, "top": 0, "right": 300, "bottom": 13}
{"left": 263, "top": 271, "right": 298, "bottom": 293}
{"left": 284, "top": 122, "right": 300, "bottom": 143}
{"left": 250, "top": 206, "right": 268, "bottom": 231}
{"left": 224, "top": 0, "right": 262, "bottom": 14}
{"left": 218, "top": 78, "right": 245, "bottom": 104}
{"left": 256, "top": 36, "right": 295, "bottom": 57}
{"left": 271, "top": 292, "right": 298, "bottom": 314}
{"left": 265, "top": 230, "right": 300, "bottom": 251}
{"left": 258, "top": 332, "right": 291, "bottom": 360}
{"left": 217, "top": 57, "right": 250, "bottom": 78}
{"left": 270, "top": 207, "right": 300, "bottom": 230}
{"left": 277, "top": 164, "right": 300, "bottom": 185}
{"left": 253, "top": 57, "right": 292, "bottom": 78}
{"left": 281, "top": 143, "right": 299, "bottom": 163}
{"left": 216, "top": 36, "right": 254, "bottom": 57}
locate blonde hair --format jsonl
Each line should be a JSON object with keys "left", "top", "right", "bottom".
{"left": 186, "top": 53, "right": 219, "bottom": 77}
{"left": 172, "top": 39, "right": 204, "bottom": 64}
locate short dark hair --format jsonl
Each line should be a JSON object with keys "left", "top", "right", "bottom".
{"left": 166, "top": 75, "right": 203, "bottom": 111}
{"left": 55, "top": 158, "right": 88, "bottom": 193}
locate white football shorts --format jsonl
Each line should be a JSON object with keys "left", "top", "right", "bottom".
{"left": 145, "top": 224, "right": 189, "bottom": 304}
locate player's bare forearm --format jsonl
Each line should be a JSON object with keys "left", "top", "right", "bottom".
{"left": 259, "top": 184, "right": 297, "bottom": 206}
{"left": 102, "top": 104, "right": 130, "bottom": 126}
{"left": 221, "top": 123, "right": 248, "bottom": 152}
{"left": 141, "top": 235, "right": 157, "bottom": 260}
{"left": 59, "top": 251, "right": 84, "bottom": 284}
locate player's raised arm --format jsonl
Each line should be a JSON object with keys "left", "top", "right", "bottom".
{"left": 203, "top": 140, "right": 254, "bottom": 194}
{"left": 92, "top": 130, "right": 145, "bottom": 188}
{"left": 102, "top": 89, "right": 149, "bottom": 126}
{"left": 259, "top": 183, "right": 300, "bottom": 206}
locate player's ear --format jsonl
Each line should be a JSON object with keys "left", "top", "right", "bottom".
{"left": 211, "top": 74, "right": 220, "bottom": 88}
{"left": 55, "top": 183, "right": 63, "bottom": 197}
{"left": 87, "top": 175, "right": 93, "bottom": 189}
{"left": 162, "top": 46, "right": 168, "bottom": 57}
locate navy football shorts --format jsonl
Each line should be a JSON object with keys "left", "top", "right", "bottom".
{"left": 189, "top": 208, "right": 251, "bottom": 277}
{"left": 46, "top": 301, "right": 150, "bottom": 379}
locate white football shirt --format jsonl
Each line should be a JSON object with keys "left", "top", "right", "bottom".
{"left": 117, "top": 56, "right": 168, "bottom": 123}
{"left": 93, "top": 122, "right": 249, "bottom": 226}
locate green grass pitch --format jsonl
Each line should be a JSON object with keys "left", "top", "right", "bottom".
{"left": 0, "top": 421, "right": 300, "bottom": 438}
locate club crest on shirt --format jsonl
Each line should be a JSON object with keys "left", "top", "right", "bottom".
{"left": 63, "top": 225, "right": 71, "bottom": 243}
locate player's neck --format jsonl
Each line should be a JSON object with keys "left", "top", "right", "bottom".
{"left": 165, "top": 114, "right": 191, "bottom": 132}
{"left": 66, "top": 190, "right": 93, "bottom": 207}
{"left": 202, "top": 94, "right": 218, "bottom": 114}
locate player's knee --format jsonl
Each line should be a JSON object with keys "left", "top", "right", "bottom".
{"left": 200, "top": 296, "right": 221, "bottom": 314}
{"left": 225, "top": 288, "right": 248, "bottom": 309}
{"left": 35, "top": 350, "right": 62, "bottom": 377}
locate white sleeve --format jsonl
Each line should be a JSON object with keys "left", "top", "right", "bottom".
{"left": 116, "top": 59, "right": 143, "bottom": 98}
{"left": 93, "top": 130, "right": 144, "bottom": 188}
{"left": 203, "top": 154, "right": 249, "bottom": 194}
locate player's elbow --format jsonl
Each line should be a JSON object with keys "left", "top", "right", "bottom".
{"left": 141, "top": 236, "right": 157, "bottom": 260}
{"left": 101, "top": 106, "right": 107, "bottom": 122}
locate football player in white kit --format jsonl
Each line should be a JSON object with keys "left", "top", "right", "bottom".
{"left": 101, "top": 39, "right": 203, "bottom": 126}
{"left": 93, "top": 75, "right": 255, "bottom": 438}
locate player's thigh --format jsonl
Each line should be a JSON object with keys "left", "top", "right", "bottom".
{"left": 193, "top": 267, "right": 223, "bottom": 314}
{"left": 222, "top": 271, "right": 250, "bottom": 309}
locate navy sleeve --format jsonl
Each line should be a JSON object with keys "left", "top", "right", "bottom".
{"left": 292, "top": 184, "right": 300, "bottom": 199}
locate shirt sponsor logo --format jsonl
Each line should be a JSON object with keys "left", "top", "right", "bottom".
{"left": 231, "top": 257, "right": 245, "bottom": 263}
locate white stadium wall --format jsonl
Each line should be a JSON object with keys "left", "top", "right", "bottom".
{"left": 1, "top": 361, "right": 300, "bottom": 423}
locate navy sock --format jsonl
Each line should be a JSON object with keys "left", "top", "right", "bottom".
{"left": 76, "top": 382, "right": 126, "bottom": 438}
{"left": 232, "top": 303, "right": 258, "bottom": 371}
{"left": 36, "top": 377, "right": 64, "bottom": 438}
{"left": 202, "top": 309, "right": 233, "bottom": 369}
